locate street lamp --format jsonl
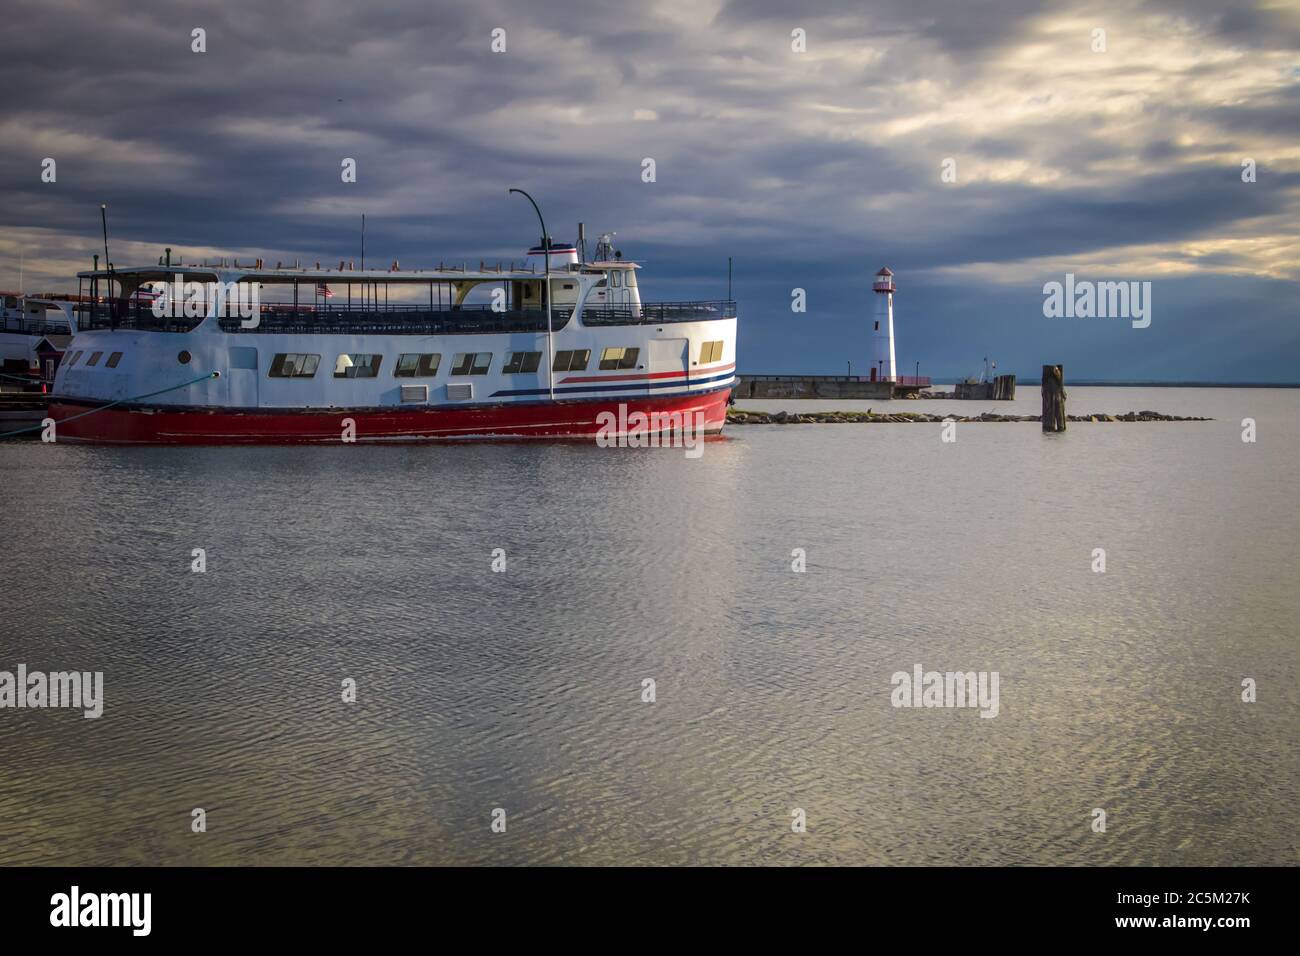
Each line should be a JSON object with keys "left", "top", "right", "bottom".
{"left": 508, "top": 188, "right": 554, "bottom": 401}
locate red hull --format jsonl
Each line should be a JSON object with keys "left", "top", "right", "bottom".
{"left": 47, "top": 388, "right": 731, "bottom": 445}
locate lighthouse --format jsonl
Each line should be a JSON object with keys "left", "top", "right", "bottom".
{"left": 870, "top": 267, "right": 897, "bottom": 382}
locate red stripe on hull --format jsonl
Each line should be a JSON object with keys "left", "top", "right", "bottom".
{"left": 47, "top": 389, "right": 732, "bottom": 445}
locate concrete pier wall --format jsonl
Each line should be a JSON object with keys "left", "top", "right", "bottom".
{"left": 734, "top": 376, "right": 895, "bottom": 401}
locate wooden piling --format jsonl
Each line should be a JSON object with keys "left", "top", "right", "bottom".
{"left": 1042, "top": 365, "right": 1066, "bottom": 432}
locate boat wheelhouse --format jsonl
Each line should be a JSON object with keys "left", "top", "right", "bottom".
{"left": 48, "top": 236, "right": 737, "bottom": 444}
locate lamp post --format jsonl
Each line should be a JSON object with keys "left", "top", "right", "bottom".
{"left": 508, "top": 188, "right": 553, "bottom": 401}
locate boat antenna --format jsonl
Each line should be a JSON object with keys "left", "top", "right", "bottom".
{"left": 101, "top": 204, "right": 111, "bottom": 272}
{"left": 727, "top": 256, "right": 732, "bottom": 300}
{"left": 361, "top": 213, "right": 366, "bottom": 271}
{"left": 101, "top": 203, "right": 115, "bottom": 325}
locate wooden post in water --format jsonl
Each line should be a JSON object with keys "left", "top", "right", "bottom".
{"left": 1042, "top": 364, "right": 1066, "bottom": 432}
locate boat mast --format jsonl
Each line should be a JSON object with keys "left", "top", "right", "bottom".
{"left": 100, "top": 204, "right": 115, "bottom": 327}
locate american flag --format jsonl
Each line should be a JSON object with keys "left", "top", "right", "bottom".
{"left": 316, "top": 282, "right": 334, "bottom": 298}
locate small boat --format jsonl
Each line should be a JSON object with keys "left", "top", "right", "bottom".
{"left": 1, "top": 292, "right": 76, "bottom": 391}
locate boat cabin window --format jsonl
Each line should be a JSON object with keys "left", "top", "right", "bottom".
{"left": 269, "top": 353, "right": 321, "bottom": 378}
{"left": 394, "top": 353, "right": 441, "bottom": 377}
{"left": 552, "top": 349, "right": 591, "bottom": 372}
{"left": 502, "top": 351, "right": 542, "bottom": 374}
{"left": 66, "top": 351, "right": 82, "bottom": 366}
{"left": 611, "top": 272, "right": 622, "bottom": 288}
{"left": 699, "top": 340, "right": 724, "bottom": 364}
{"left": 334, "top": 353, "right": 383, "bottom": 379}
{"left": 86, "top": 351, "right": 103, "bottom": 367}
{"left": 599, "top": 346, "right": 640, "bottom": 370}
{"left": 106, "top": 352, "right": 124, "bottom": 368}
{"left": 450, "top": 352, "right": 492, "bottom": 376}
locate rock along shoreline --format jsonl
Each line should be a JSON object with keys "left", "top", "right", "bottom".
{"left": 727, "top": 408, "right": 1212, "bottom": 424}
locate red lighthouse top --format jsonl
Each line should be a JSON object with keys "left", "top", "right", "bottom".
{"left": 873, "top": 266, "right": 895, "bottom": 293}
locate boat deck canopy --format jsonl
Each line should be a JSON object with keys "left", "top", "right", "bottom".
{"left": 76, "top": 263, "right": 634, "bottom": 283}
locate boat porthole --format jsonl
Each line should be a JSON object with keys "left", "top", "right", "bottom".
{"left": 178, "top": 350, "right": 192, "bottom": 364}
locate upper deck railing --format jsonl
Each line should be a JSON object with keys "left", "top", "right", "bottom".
{"left": 78, "top": 303, "right": 204, "bottom": 333}
{"left": 215, "top": 306, "right": 577, "bottom": 335}
{"left": 77, "top": 299, "right": 737, "bottom": 334}
{"left": 581, "top": 301, "right": 736, "bottom": 325}
{"left": 2, "top": 315, "right": 72, "bottom": 336}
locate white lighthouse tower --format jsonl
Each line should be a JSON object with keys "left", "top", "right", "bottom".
{"left": 870, "top": 266, "right": 897, "bottom": 382}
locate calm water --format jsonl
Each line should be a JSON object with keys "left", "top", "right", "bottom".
{"left": 1, "top": 387, "right": 1296, "bottom": 866}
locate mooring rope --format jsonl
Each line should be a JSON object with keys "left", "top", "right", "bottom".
{"left": 0, "top": 371, "right": 218, "bottom": 439}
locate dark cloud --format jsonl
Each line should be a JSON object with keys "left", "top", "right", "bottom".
{"left": 715, "top": 0, "right": 1058, "bottom": 55}
{"left": 0, "top": 0, "right": 1296, "bottom": 379}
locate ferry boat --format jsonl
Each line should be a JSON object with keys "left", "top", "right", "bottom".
{"left": 47, "top": 234, "right": 737, "bottom": 444}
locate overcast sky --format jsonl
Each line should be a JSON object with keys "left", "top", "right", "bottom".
{"left": 2, "top": 0, "right": 1297, "bottom": 380}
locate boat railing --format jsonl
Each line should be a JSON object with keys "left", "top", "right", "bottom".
{"left": 79, "top": 302, "right": 206, "bottom": 333}
{"left": 76, "top": 301, "right": 574, "bottom": 335}
{"left": 75, "top": 298, "right": 736, "bottom": 334}
{"left": 2, "top": 316, "right": 73, "bottom": 336}
{"left": 216, "top": 305, "right": 575, "bottom": 335}
{"left": 581, "top": 300, "right": 736, "bottom": 325}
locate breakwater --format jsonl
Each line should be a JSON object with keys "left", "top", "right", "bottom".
{"left": 727, "top": 408, "right": 1210, "bottom": 424}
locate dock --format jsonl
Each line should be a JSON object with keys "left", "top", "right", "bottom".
{"left": 0, "top": 390, "right": 49, "bottom": 435}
